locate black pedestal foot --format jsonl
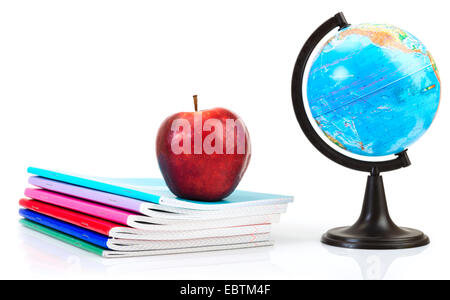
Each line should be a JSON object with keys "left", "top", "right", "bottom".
{"left": 321, "top": 169, "right": 430, "bottom": 250}
{"left": 321, "top": 226, "right": 429, "bottom": 249}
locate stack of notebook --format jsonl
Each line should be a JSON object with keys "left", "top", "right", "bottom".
{"left": 19, "top": 167, "right": 293, "bottom": 258}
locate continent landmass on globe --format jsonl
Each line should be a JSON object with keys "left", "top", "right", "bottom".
{"left": 307, "top": 24, "right": 441, "bottom": 157}
{"left": 320, "top": 24, "right": 440, "bottom": 81}
{"left": 315, "top": 119, "right": 346, "bottom": 149}
{"left": 337, "top": 24, "right": 424, "bottom": 54}
{"left": 339, "top": 25, "right": 440, "bottom": 82}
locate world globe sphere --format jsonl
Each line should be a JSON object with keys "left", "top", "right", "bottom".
{"left": 307, "top": 24, "right": 441, "bottom": 157}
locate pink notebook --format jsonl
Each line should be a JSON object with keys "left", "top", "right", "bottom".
{"left": 24, "top": 188, "right": 280, "bottom": 231}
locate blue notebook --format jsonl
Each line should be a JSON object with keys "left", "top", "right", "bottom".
{"left": 19, "top": 209, "right": 109, "bottom": 248}
{"left": 27, "top": 167, "right": 294, "bottom": 210}
{"left": 19, "top": 209, "right": 272, "bottom": 252}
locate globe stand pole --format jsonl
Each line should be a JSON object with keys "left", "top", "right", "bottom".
{"left": 291, "top": 12, "right": 430, "bottom": 249}
{"left": 321, "top": 167, "right": 429, "bottom": 249}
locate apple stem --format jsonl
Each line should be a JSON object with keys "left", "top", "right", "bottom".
{"left": 193, "top": 95, "right": 198, "bottom": 112}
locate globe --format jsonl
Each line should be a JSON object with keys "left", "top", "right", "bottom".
{"left": 307, "top": 23, "right": 441, "bottom": 157}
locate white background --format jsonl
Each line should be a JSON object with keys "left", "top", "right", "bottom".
{"left": 0, "top": 0, "right": 448, "bottom": 280}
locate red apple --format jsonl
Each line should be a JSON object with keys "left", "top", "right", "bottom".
{"left": 156, "top": 95, "right": 251, "bottom": 201}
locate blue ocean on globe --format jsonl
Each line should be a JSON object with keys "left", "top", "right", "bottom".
{"left": 307, "top": 24, "right": 440, "bottom": 156}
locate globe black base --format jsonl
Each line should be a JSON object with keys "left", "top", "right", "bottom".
{"left": 320, "top": 169, "right": 430, "bottom": 250}
{"left": 321, "top": 226, "right": 429, "bottom": 249}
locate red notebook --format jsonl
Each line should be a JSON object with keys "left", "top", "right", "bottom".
{"left": 19, "top": 198, "right": 116, "bottom": 236}
{"left": 19, "top": 199, "right": 272, "bottom": 241}
{"left": 24, "top": 188, "right": 279, "bottom": 230}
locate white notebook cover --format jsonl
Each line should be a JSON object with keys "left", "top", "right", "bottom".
{"left": 105, "top": 233, "right": 271, "bottom": 251}
{"left": 102, "top": 241, "right": 274, "bottom": 258}
{"left": 109, "top": 224, "right": 272, "bottom": 240}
